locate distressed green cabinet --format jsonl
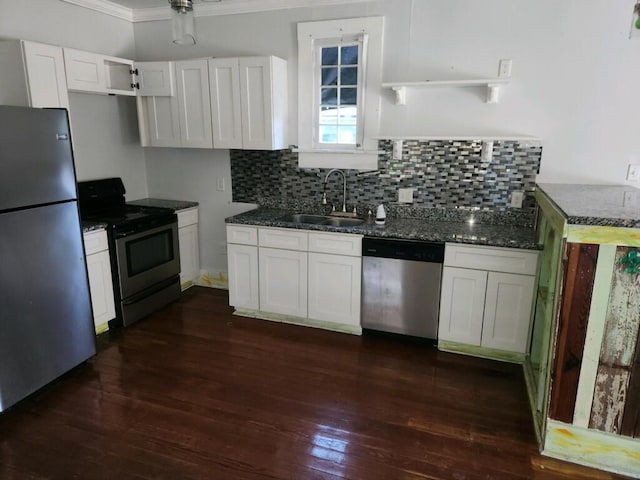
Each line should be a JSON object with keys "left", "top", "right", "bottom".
{"left": 525, "top": 186, "right": 640, "bottom": 478}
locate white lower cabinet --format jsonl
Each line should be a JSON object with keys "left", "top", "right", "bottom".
{"left": 308, "top": 252, "right": 361, "bottom": 327}
{"left": 177, "top": 207, "right": 200, "bottom": 290}
{"left": 259, "top": 247, "right": 308, "bottom": 317}
{"left": 83, "top": 229, "right": 115, "bottom": 333}
{"left": 227, "top": 243, "right": 259, "bottom": 310}
{"left": 439, "top": 266, "right": 487, "bottom": 345}
{"left": 438, "top": 243, "right": 539, "bottom": 357}
{"left": 482, "top": 272, "right": 535, "bottom": 352}
{"left": 226, "top": 224, "right": 362, "bottom": 333}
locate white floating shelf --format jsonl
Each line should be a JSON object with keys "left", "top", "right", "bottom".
{"left": 373, "top": 135, "right": 541, "bottom": 142}
{"left": 382, "top": 77, "right": 510, "bottom": 105}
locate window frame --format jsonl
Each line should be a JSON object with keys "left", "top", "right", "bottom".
{"left": 297, "top": 17, "right": 384, "bottom": 170}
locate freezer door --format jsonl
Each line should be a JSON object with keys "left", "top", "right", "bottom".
{"left": 0, "top": 202, "right": 96, "bottom": 412}
{"left": 0, "top": 106, "right": 77, "bottom": 211}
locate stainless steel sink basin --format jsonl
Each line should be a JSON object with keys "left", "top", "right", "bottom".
{"left": 322, "top": 217, "right": 365, "bottom": 226}
{"left": 280, "top": 213, "right": 365, "bottom": 227}
{"left": 280, "top": 214, "right": 328, "bottom": 224}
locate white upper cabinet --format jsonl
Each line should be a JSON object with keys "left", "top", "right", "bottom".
{"left": 22, "top": 41, "right": 70, "bottom": 109}
{"left": 63, "top": 48, "right": 136, "bottom": 96}
{"left": 0, "top": 40, "right": 69, "bottom": 109}
{"left": 209, "top": 56, "right": 288, "bottom": 150}
{"left": 135, "top": 61, "right": 175, "bottom": 97}
{"left": 208, "top": 58, "right": 243, "bottom": 149}
{"left": 137, "top": 59, "right": 213, "bottom": 148}
{"left": 175, "top": 59, "right": 213, "bottom": 148}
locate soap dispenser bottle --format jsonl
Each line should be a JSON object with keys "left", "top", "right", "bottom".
{"left": 375, "top": 204, "right": 386, "bottom": 225}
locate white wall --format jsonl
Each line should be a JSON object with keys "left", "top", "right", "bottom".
{"left": 141, "top": 147, "right": 252, "bottom": 278}
{"left": 0, "top": 0, "right": 148, "bottom": 199}
{"left": 134, "top": 0, "right": 640, "bottom": 277}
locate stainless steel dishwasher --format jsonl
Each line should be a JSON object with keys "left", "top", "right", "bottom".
{"left": 361, "top": 237, "right": 445, "bottom": 340}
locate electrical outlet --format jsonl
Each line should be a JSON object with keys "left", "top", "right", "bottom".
{"left": 398, "top": 187, "right": 414, "bottom": 203}
{"left": 216, "top": 177, "right": 226, "bottom": 191}
{"left": 510, "top": 191, "right": 524, "bottom": 208}
{"left": 498, "top": 59, "right": 512, "bottom": 77}
{"left": 627, "top": 164, "right": 640, "bottom": 182}
{"left": 624, "top": 190, "right": 638, "bottom": 207}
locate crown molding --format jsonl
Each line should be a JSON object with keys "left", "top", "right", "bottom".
{"left": 59, "top": 0, "right": 134, "bottom": 22}
{"left": 62, "top": 0, "right": 371, "bottom": 23}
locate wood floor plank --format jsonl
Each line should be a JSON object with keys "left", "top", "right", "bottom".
{"left": 0, "top": 287, "right": 631, "bottom": 479}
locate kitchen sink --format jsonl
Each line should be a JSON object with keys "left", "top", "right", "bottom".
{"left": 322, "top": 217, "right": 365, "bottom": 226}
{"left": 280, "top": 214, "right": 365, "bottom": 227}
{"left": 280, "top": 214, "right": 328, "bottom": 224}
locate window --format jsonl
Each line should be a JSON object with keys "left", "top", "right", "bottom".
{"left": 297, "top": 17, "right": 384, "bottom": 170}
{"left": 317, "top": 42, "right": 362, "bottom": 147}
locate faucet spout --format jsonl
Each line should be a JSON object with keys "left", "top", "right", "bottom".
{"left": 323, "top": 168, "right": 347, "bottom": 213}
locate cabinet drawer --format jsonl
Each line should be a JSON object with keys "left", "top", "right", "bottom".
{"left": 84, "top": 229, "right": 108, "bottom": 255}
{"left": 259, "top": 228, "right": 308, "bottom": 251}
{"left": 444, "top": 243, "right": 538, "bottom": 276}
{"left": 177, "top": 207, "right": 198, "bottom": 228}
{"left": 226, "top": 225, "right": 258, "bottom": 246}
{"left": 309, "top": 232, "right": 362, "bottom": 256}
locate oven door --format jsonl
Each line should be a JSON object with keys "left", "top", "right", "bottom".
{"left": 114, "top": 220, "right": 180, "bottom": 300}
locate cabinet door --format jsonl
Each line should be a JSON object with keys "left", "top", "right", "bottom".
{"left": 208, "top": 58, "right": 242, "bottom": 148}
{"left": 308, "top": 252, "right": 361, "bottom": 327}
{"left": 136, "top": 61, "right": 175, "bottom": 97}
{"left": 86, "top": 250, "right": 115, "bottom": 332}
{"left": 175, "top": 59, "right": 213, "bottom": 148}
{"left": 21, "top": 41, "right": 69, "bottom": 109}
{"left": 259, "top": 247, "right": 307, "bottom": 317}
{"left": 482, "top": 272, "right": 535, "bottom": 353}
{"left": 145, "top": 95, "right": 181, "bottom": 147}
{"left": 227, "top": 244, "right": 259, "bottom": 310}
{"left": 63, "top": 48, "right": 107, "bottom": 94}
{"left": 238, "top": 57, "right": 273, "bottom": 150}
{"left": 179, "top": 223, "right": 200, "bottom": 290}
{"left": 438, "top": 267, "right": 487, "bottom": 345}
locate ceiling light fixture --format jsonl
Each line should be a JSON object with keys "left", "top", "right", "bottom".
{"left": 169, "top": 0, "right": 196, "bottom": 46}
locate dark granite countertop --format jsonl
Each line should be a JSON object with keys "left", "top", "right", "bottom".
{"left": 538, "top": 184, "right": 640, "bottom": 228}
{"left": 82, "top": 221, "right": 108, "bottom": 233}
{"left": 225, "top": 207, "right": 540, "bottom": 250}
{"left": 128, "top": 198, "right": 199, "bottom": 212}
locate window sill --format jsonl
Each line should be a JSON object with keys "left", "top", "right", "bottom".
{"left": 292, "top": 148, "right": 384, "bottom": 155}
{"left": 297, "top": 150, "right": 379, "bottom": 170}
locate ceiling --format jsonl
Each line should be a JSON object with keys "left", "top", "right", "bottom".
{"left": 61, "top": 0, "right": 369, "bottom": 22}
{"left": 106, "top": 0, "right": 220, "bottom": 9}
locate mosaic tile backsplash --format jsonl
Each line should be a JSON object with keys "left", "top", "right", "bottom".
{"left": 230, "top": 139, "right": 542, "bottom": 212}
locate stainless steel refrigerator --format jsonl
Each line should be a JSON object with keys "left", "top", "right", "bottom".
{"left": 0, "top": 105, "right": 96, "bottom": 412}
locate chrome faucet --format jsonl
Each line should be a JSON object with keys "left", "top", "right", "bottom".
{"left": 322, "top": 169, "right": 357, "bottom": 217}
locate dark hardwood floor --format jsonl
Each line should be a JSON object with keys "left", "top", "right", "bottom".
{"left": 0, "top": 287, "right": 630, "bottom": 479}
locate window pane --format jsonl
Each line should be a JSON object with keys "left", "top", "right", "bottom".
{"left": 321, "top": 88, "right": 338, "bottom": 105}
{"left": 338, "top": 107, "right": 357, "bottom": 125}
{"left": 319, "top": 125, "right": 337, "bottom": 143}
{"left": 340, "top": 87, "right": 357, "bottom": 105}
{"left": 321, "top": 67, "right": 338, "bottom": 86}
{"left": 320, "top": 106, "right": 338, "bottom": 125}
{"left": 337, "top": 126, "right": 357, "bottom": 144}
{"left": 321, "top": 47, "right": 338, "bottom": 66}
{"left": 340, "top": 67, "right": 357, "bottom": 86}
{"left": 341, "top": 45, "right": 358, "bottom": 65}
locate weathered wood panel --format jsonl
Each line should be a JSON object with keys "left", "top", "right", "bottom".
{"left": 621, "top": 330, "right": 640, "bottom": 437}
{"left": 589, "top": 246, "right": 640, "bottom": 435}
{"left": 549, "top": 243, "right": 599, "bottom": 423}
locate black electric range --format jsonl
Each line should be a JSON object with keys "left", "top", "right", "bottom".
{"left": 78, "top": 178, "right": 181, "bottom": 328}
